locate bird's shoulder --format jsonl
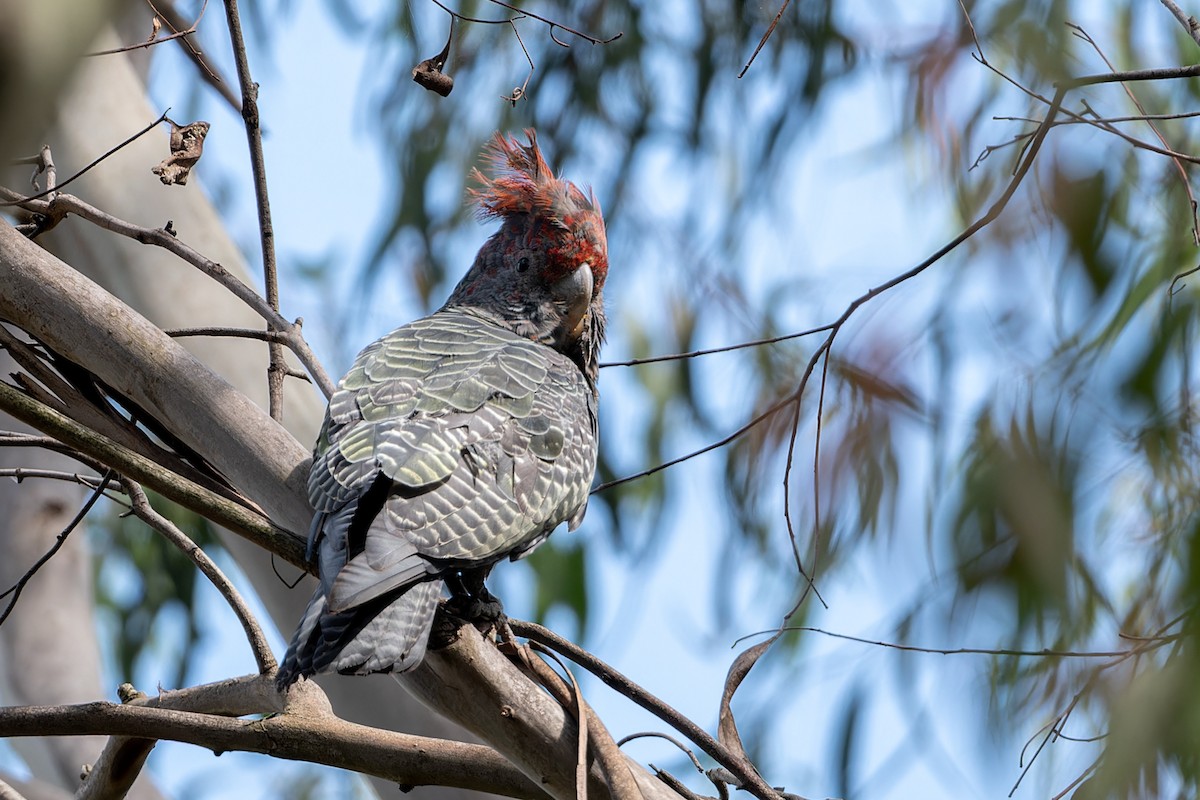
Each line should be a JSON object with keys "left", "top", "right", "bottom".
{"left": 309, "top": 309, "right": 595, "bottom": 513}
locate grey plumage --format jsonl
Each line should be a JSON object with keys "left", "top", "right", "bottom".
{"left": 277, "top": 130, "right": 607, "bottom": 690}
{"left": 276, "top": 313, "right": 598, "bottom": 686}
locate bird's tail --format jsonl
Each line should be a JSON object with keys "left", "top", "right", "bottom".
{"left": 275, "top": 578, "right": 444, "bottom": 691}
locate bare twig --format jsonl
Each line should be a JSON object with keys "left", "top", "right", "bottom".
{"left": 28, "top": 145, "right": 57, "bottom": 201}
{"left": 647, "top": 769, "right": 708, "bottom": 800}
{"left": 221, "top": 0, "right": 288, "bottom": 421}
{"left": 1169, "top": 263, "right": 1200, "bottom": 300}
{"left": 0, "top": 471, "right": 113, "bottom": 628}
{"left": 739, "top": 625, "right": 1182, "bottom": 659}
{"left": 0, "top": 467, "right": 125, "bottom": 498}
{"left": 483, "top": 0, "right": 622, "bottom": 45}
{"left": 1070, "top": 22, "right": 1200, "bottom": 243}
{"left": 1, "top": 112, "right": 168, "bottom": 207}
{"left": 510, "top": 620, "right": 778, "bottom": 800}
{"left": 1160, "top": 0, "right": 1200, "bottom": 48}
{"left": 425, "top": 0, "right": 620, "bottom": 101}
{"left": 155, "top": 0, "right": 242, "bottom": 110}
{"left": 85, "top": 0, "right": 209, "bottom": 57}
{"left": 599, "top": 324, "right": 834, "bottom": 368}
{"left": 121, "top": 477, "right": 276, "bottom": 674}
{"left": 738, "top": 1, "right": 792, "bottom": 79}
{"left": 616, "top": 733, "right": 705, "bottom": 773}
{"left": 503, "top": 20, "right": 534, "bottom": 104}
{"left": 1, "top": 190, "right": 334, "bottom": 398}
{"left": 518, "top": 642, "right": 642, "bottom": 800}
{"left": 165, "top": 325, "right": 292, "bottom": 343}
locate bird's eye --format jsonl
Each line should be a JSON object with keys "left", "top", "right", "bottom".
{"left": 517, "top": 257, "right": 530, "bottom": 273}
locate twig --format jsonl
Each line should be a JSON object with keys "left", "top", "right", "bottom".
{"left": 29, "top": 145, "right": 57, "bottom": 201}
{"left": 165, "top": 325, "right": 292, "bottom": 343}
{"left": 222, "top": 0, "right": 288, "bottom": 421}
{"left": 1, "top": 112, "right": 169, "bottom": 207}
{"left": 0, "top": 381, "right": 304, "bottom": 567}
{"left": 599, "top": 324, "right": 834, "bottom": 368}
{"left": 1160, "top": 0, "right": 1200, "bottom": 48}
{"left": 647, "top": 768, "right": 708, "bottom": 800}
{"left": 1069, "top": 23, "right": 1200, "bottom": 243}
{"left": 0, "top": 467, "right": 121, "bottom": 493}
{"left": 155, "top": 0, "right": 242, "bottom": 111}
{"left": 502, "top": 20, "right": 534, "bottom": 104}
{"left": 737, "top": 625, "right": 1181, "bottom": 659}
{"left": 617, "top": 732, "right": 705, "bottom": 773}
{"left": 996, "top": 110, "right": 1200, "bottom": 125}
{"left": 518, "top": 642, "right": 642, "bottom": 800}
{"left": 738, "top": 1, "right": 792, "bottom": 79}
{"left": 1169, "top": 263, "right": 1200, "bottom": 300}
{"left": 425, "top": 0, "right": 620, "bottom": 101}
{"left": 482, "top": 0, "right": 622, "bottom": 45}
{"left": 1, "top": 190, "right": 334, "bottom": 398}
{"left": 1007, "top": 612, "right": 1188, "bottom": 794}
{"left": 0, "top": 471, "right": 113, "bottom": 628}
{"left": 86, "top": 0, "right": 205, "bottom": 57}
{"left": 121, "top": 477, "right": 276, "bottom": 674}
{"left": 510, "top": 620, "right": 779, "bottom": 800}
{"left": 527, "top": 644, "right": 590, "bottom": 800}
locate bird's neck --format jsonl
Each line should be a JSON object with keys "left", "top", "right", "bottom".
{"left": 445, "top": 302, "right": 604, "bottom": 393}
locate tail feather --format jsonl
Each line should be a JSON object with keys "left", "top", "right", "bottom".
{"left": 276, "top": 579, "right": 444, "bottom": 691}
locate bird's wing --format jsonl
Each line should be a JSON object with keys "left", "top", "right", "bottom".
{"left": 310, "top": 309, "right": 597, "bottom": 614}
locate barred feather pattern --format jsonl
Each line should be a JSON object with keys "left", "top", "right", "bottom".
{"left": 276, "top": 309, "right": 598, "bottom": 688}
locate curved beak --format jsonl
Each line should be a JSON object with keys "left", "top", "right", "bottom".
{"left": 552, "top": 262, "right": 594, "bottom": 340}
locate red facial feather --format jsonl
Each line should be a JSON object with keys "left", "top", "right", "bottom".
{"left": 470, "top": 130, "right": 608, "bottom": 288}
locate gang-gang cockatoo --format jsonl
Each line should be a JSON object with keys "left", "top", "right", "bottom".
{"left": 277, "top": 131, "right": 607, "bottom": 688}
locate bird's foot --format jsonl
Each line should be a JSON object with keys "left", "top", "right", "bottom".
{"left": 430, "top": 584, "right": 507, "bottom": 650}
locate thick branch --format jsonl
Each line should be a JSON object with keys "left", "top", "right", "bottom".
{"left": 0, "top": 700, "right": 549, "bottom": 800}
{"left": 402, "top": 625, "right": 680, "bottom": 800}
{"left": 0, "top": 219, "right": 314, "bottom": 538}
{"left": 0, "top": 382, "right": 304, "bottom": 567}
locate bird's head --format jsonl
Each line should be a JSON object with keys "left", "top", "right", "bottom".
{"left": 446, "top": 130, "right": 608, "bottom": 383}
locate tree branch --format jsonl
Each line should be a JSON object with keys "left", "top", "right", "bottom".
{"left": 0, "top": 381, "right": 303, "bottom": 566}
{"left": 510, "top": 620, "right": 775, "bottom": 800}
{"left": 221, "top": 0, "right": 288, "bottom": 420}
{"left": 0, "top": 219, "right": 314, "bottom": 538}
{"left": 401, "top": 625, "right": 683, "bottom": 800}
{"left": 0, "top": 697, "right": 551, "bottom": 800}
{"left": 0, "top": 191, "right": 334, "bottom": 398}
{"left": 121, "top": 478, "right": 276, "bottom": 674}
